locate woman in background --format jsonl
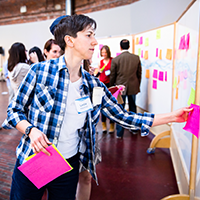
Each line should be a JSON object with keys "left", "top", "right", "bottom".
{"left": 98, "top": 45, "right": 115, "bottom": 133}
{"left": 28, "top": 46, "right": 45, "bottom": 64}
{"left": 8, "top": 42, "right": 30, "bottom": 94}
{"left": 43, "top": 39, "right": 62, "bottom": 60}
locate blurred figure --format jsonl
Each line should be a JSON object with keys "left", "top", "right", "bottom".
{"left": 43, "top": 39, "right": 62, "bottom": 60}
{"left": 8, "top": 42, "right": 30, "bottom": 94}
{"left": 28, "top": 46, "right": 45, "bottom": 64}
{"left": 3, "top": 60, "right": 14, "bottom": 104}
{"left": 110, "top": 39, "right": 142, "bottom": 139}
{"left": 98, "top": 45, "right": 115, "bottom": 133}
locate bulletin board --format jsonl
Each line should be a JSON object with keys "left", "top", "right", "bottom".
{"left": 170, "top": 0, "right": 200, "bottom": 195}
{"left": 91, "top": 35, "right": 133, "bottom": 69}
{"left": 134, "top": 25, "right": 174, "bottom": 114}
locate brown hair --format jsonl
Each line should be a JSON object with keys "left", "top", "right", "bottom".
{"left": 100, "top": 45, "right": 111, "bottom": 58}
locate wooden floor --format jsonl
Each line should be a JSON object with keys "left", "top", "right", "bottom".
{"left": 0, "top": 81, "right": 179, "bottom": 200}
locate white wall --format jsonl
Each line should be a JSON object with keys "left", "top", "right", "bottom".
{"left": 0, "top": 0, "right": 193, "bottom": 63}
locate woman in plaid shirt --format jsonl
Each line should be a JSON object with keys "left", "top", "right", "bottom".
{"left": 3, "top": 14, "right": 192, "bottom": 200}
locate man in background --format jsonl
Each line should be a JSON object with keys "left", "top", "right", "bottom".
{"left": 110, "top": 39, "right": 142, "bottom": 139}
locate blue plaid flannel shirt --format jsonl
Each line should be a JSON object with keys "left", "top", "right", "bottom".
{"left": 2, "top": 55, "right": 154, "bottom": 183}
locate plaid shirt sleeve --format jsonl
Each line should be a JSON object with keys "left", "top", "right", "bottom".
{"left": 2, "top": 64, "right": 37, "bottom": 129}
{"left": 100, "top": 86, "right": 155, "bottom": 136}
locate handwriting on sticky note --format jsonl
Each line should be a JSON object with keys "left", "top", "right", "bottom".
{"left": 183, "top": 104, "right": 200, "bottom": 138}
{"left": 18, "top": 145, "right": 73, "bottom": 189}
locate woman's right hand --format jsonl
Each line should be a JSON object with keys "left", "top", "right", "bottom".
{"left": 29, "top": 128, "right": 52, "bottom": 156}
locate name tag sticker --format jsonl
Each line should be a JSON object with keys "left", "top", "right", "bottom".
{"left": 75, "top": 96, "right": 93, "bottom": 114}
{"left": 105, "top": 70, "right": 110, "bottom": 76}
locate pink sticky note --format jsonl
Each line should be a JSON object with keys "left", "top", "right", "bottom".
{"left": 179, "top": 35, "right": 186, "bottom": 50}
{"left": 139, "top": 37, "right": 143, "bottom": 44}
{"left": 184, "top": 69, "right": 188, "bottom": 79}
{"left": 180, "top": 71, "right": 184, "bottom": 81}
{"left": 18, "top": 145, "right": 73, "bottom": 189}
{"left": 165, "top": 71, "right": 167, "bottom": 81}
{"left": 158, "top": 71, "right": 164, "bottom": 81}
{"left": 116, "top": 52, "right": 121, "bottom": 56}
{"left": 152, "top": 80, "right": 157, "bottom": 89}
{"left": 186, "top": 33, "right": 190, "bottom": 50}
{"left": 153, "top": 69, "right": 158, "bottom": 79}
{"left": 156, "top": 48, "right": 158, "bottom": 57}
{"left": 99, "top": 44, "right": 103, "bottom": 50}
{"left": 183, "top": 104, "right": 200, "bottom": 138}
{"left": 113, "top": 87, "right": 123, "bottom": 99}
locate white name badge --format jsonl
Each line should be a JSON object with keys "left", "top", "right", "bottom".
{"left": 105, "top": 70, "right": 110, "bottom": 76}
{"left": 75, "top": 96, "right": 93, "bottom": 114}
{"left": 93, "top": 87, "right": 103, "bottom": 106}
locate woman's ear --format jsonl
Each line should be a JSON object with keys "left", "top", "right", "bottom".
{"left": 64, "top": 35, "right": 74, "bottom": 47}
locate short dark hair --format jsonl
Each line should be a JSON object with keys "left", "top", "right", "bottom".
{"left": 8, "top": 42, "right": 27, "bottom": 72}
{"left": 43, "top": 39, "right": 59, "bottom": 58}
{"left": 100, "top": 45, "right": 111, "bottom": 58}
{"left": 120, "top": 39, "right": 130, "bottom": 50}
{"left": 54, "top": 14, "right": 97, "bottom": 51}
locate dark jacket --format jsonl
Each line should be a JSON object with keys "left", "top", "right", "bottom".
{"left": 110, "top": 51, "right": 142, "bottom": 95}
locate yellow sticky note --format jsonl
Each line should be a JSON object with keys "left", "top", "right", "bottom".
{"left": 187, "top": 87, "right": 195, "bottom": 106}
{"left": 145, "top": 38, "right": 149, "bottom": 46}
{"left": 166, "top": 49, "right": 172, "bottom": 60}
{"left": 138, "top": 48, "right": 141, "bottom": 56}
{"left": 156, "top": 29, "right": 161, "bottom": 39}
{"left": 144, "top": 51, "right": 148, "bottom": 60}
{"left": 173, "top": 77, "right": 177, "bottom": 89}
{"left": 145, "top": 69, "right": 150, "bottom": 78}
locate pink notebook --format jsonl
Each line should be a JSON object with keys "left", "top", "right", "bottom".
{"left": 18, "top": 144, "right": 73, "bottom": 189}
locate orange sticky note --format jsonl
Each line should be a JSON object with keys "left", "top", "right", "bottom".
{"left": 144, "top": 51, "right": 148, "bottom": 60}
{"left": 175, "top": 87, "right": 178, "bottom": 99}
{"left": 136, "top": 37, "right": 139, "bottom": 45}
{"left": 166, "top": 49, "right": 172, "bottom": 60}
{"left": 159, "top": 50, "right": 162, "bottom": 59}
{"left": 145, "top": 69, "right": 150, "bottom": 78}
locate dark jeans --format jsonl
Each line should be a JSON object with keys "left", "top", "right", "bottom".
{"left": 10, "top": 153, "right": 80, "bottom": 200}
{"left": 116, "top": 94, "right": 136, "bottom": 137}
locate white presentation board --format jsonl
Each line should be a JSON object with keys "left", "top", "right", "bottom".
{"left": 170, "top": 0, "right": 199, "bottom": 195}
{"left": 134, "top": 25, "right": 174, "bottom": 114}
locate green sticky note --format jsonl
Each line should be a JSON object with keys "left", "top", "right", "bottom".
{"left": 145, "top": 38, "right": 149, "bottom": 46}
{"left": 138, "top": 48, "right": 141, "bottom": 56}
{"left": 187, "top": 87, "right": 195, "bottom": 106}
{"left": 173, "top": 77, "right": 177, "bottom": 89}
{"left": 0, "top": 68, "right": 2, "bottom": 72}
{"left": 156, "top": 29, "right": 161, "bottom": 39}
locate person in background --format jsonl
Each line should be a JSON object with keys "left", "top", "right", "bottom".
{"left": 110, "top": 39, "right": 142, "bottom": 139}
{"left": 43, "top": 39, "right": 62, "bottom": 60}
{"left": 2, "top": 14, "right": 192, "bottom": 200}
{"left": 7, "top": 42, "right": 30, "bottom": 94}
{"left": 98, "top": 45, "right": 115, "bottom": 133}
{"left": 3, "top": 60, "right": 14, "bottom": 104}
{"left": 28, "top": 46, "right": 45, "bottom": 64}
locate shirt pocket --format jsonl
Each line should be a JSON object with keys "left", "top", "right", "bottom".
{"left": 34, "top": 83, "right": 57, "bottom": 112}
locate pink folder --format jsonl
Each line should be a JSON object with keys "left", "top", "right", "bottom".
{"left": 18, "top": 145, "right": 73, "bottom": 189}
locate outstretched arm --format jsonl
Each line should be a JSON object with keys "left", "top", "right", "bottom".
{"left": 152, "top": 107, "right": 193, "bottom": 127}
